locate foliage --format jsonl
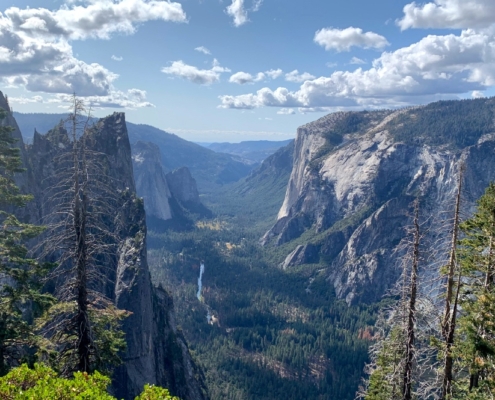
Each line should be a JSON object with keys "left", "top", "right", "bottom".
{"left": 0, "top": 107, "right": 54, "bottom": 375}
{"left": 386, "top": 98, "right": 495, "bottom": 149}
{"left": 0, "top": 363, "right": 179, "bottom": 399}
{"left": 148, "top": 222, "right": 382, "bottom": 400}
{"left": 136, "top": 384, "right": 180, "bottom": 400}
{"left": 454, "top": 183, "right": 495, "bottom": 397}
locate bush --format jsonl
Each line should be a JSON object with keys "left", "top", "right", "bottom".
{"left": 0, "top": 364, "right": 180, "bottom": 399}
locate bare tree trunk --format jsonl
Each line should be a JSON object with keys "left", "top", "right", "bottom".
{"left": 71, "top": 96, "right": 91, "bottom": 373}
{"left": 403, "top": 200, "right": 420, "bottom": 400}
{"left": 441, "top": 166, "right": 463, "bottom": 399}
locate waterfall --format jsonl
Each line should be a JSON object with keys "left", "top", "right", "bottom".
{"left": 197, "top": 262, "right": 205, "bottom": 301}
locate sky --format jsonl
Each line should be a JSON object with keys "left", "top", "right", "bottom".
{"left": 1, "top": 0, "right": 495, "bottom": 142}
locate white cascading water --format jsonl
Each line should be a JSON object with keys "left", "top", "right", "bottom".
{"left": 196, "top": 262, "right": 205, "bottom": 301}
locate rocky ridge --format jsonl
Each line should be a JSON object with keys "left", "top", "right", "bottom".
{"left": 264, "top": 99, "right": 495, "bottom": 304}
{"left": 1, "top": 91, "right": 208, "bottom": 400}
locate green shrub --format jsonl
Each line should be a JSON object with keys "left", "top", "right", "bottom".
{"left": 0, "top": 364, "right": 180, "bottom": 399}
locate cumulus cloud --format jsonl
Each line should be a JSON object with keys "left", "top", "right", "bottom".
{"left": 285, "top": 70, "right": 316, "bottom": 83}
{"left": 54, "top": 88, "right": 155, "bottom": 109}
{"left": 229, "top": 69, "right": 282, "bottom": 85}
{"left": 195, "top": 46, "right": 211, "bottom": 55}
{"left": 277, "top": 108, "right": 295, "bottom": 115}
{"left": 265, "top": 69, "right": 283, "bottom": 79}
{"left": 314, "top": 27, "right": 390, "bottom": 52}
{"left": 471, "top": 90, "right": 485, "bottom": 98}
{"left": 398, "top": 0, "right": 495, "bottom": 30}
{"left": 226, "top": 0, "right": 263, "bottom": 26}
{"left": 229, "top": 69, "right": 283, "bottom": 84}
{"left": 350, "top": 57, "right": 366, "bottom": 64}
{"left": 219, "top": 29, "right": 495, "bottom": 110}
{"left": 0, "top": 1, "right": 185, "bottom": 107}
{"left": 226, "top": 0, "right": 249, "bottom": 27}
{"left": 298, "top": 107, "right": 335, "bottom": 114}
{"left": 111, "top": 55, "right": 123, "bottom": 61}
{"left": 5, "top": 0, "right": 186, "bottom": 40}
{"left": 8, "top": 95, "right": 44, "bottom": 104}
{"left": 229, "top": 71, "right": 265, "bottom": 84}
{"left": 162, "top": 59, "right": 230, "bottom": 85}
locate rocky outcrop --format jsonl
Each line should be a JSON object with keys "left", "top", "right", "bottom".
{"left": 280, "top": 243, "right": 320, "bottom": 269}
{"left": 8, "top": 102, "right": 208, "bottom": 399}
{"left": 0, "top": 92, "right": 32, "bottom": 206}
{"left": 166, "top": 167, "right": 201, "bottom": 206}
{"left": 131, "top": 142, "right": 211, "bottom": 230}
{"left": 132, "top": 141, "right": 173, "bottom": 221}
{"left": 264, "top": 100, "right": 495, "bottom": 304}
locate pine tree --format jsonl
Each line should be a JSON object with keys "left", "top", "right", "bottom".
{"left": 0, "top": 107, "right": 53, "bottom": 375}
{"left": 454, "top": 183, "right": 495, "bottom": 397}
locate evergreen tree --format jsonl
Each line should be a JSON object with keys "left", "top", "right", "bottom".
{"left": 0, "top": 107, "right": 53, "bottom": 375}
{"left": 454, "top": 183, "right": 495, "bottom": 397}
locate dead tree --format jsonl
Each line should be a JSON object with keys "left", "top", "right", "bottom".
{"left": 440, "top": 165, "right": 464, "bottom": 399}
{"left": 37, "top": 96, "right": 126, "bottom": 375}
{"left": 402, "top": 200, "right": 420, "bottom": 400}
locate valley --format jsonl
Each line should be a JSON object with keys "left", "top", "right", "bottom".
{"left": 5, "top": 96, "right": 495, "bottom": 399}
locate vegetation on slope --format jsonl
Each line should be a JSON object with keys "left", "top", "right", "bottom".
{"left": 386, "top": 98, "right": 495, "bottom": 149}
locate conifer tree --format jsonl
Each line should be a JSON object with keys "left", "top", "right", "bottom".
{"left": 454, "top": 183, "right": 495, "bottom": 397}
{"left": 0, "top": 107, "right": 53, "bottom": 375}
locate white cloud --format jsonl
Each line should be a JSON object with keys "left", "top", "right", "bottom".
{"left": 314, "top": 27, "right": 390, "bottom": 52}
{"left": 265, "top": 69, "right": 283, "bottom": 79}
{"left": 326, "top": 62, "right": 338, "bottom": 68}
{"left": 298, "top": 107, "right": 335, "bottom": 114}
{"left": 5, "top": 0, "right": 186, "bottom": 41}
{"left": 285, "top": 70, "right": 316, "bottom": 83}
{"left": 229, "top": 69, "right": 283, "bottom": 84}
{"left": 111, "top": 55, "right": 123, "bottom": 61}
{"left": 9, "top": 95, "right": 44, "bottom": 104}
{"left": 195, "top": 46, "right": 211, "bottom": 55}
{"left": 162, "top": 59, "right": 230, "bottom": 85}
{"left": 229, "top": 71, "right": 265, "bottom": 84}
{"left": 472, "top": 90, "right": 485, "bottom": 98}
{"left": 252, "top": 0, "right": 264, "bottom": 12}
{"left": 219, "top": 29, "right": 495, "bottom": 110}
{"left": 54, "top": 88, "right": 155, "bottom": 109}
{"left": 226, "top": 0, "right": 249, "bottom": 27}
{"left": 350, "top": 57, "right": 366, "bottom": 64}
{"left": 277, "top": 108, "right": 296, "bottom": 115}
{"left": 0, "top": 1, "right": 185, "bottom": 107}
{"left": 398, "top": 0, "right": 495, "bottom": 30}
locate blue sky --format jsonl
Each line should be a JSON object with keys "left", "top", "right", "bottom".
{"left": 1, "top": 0, "right": 494, "bottom": 142}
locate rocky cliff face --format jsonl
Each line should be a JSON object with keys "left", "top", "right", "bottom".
{"left": 264, "top": 99, "right": 495, "bottom": 304}
{"left": 3, "top": 99, "right": 208, "bottom": 400}
{"left": 0, "top": 92, "right": 31, "bottom": 200}
{"left": 132, "top": 141, "right": 174, "bottom": 221}
{"left": 166, "top": 166, "right": 201, "bottom": 206}
{"left": 131, "top": 141, "right": 210, "bottom": 230}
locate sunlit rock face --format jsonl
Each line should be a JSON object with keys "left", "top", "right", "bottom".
{"left": 132, "top": 141, "right": 174, "bottom": 221}
{"left": 264, "top": 100, "right": 495, "bottom": 304}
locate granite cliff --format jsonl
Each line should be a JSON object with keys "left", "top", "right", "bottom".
{"left": 1, "top": 92, "right": 208, "bottom": 400}
{"left": 131, "top": 141, "right": 211, "bottom": 230}
{"left": 263, "top": 99, "right": 495, "bottom": 304}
